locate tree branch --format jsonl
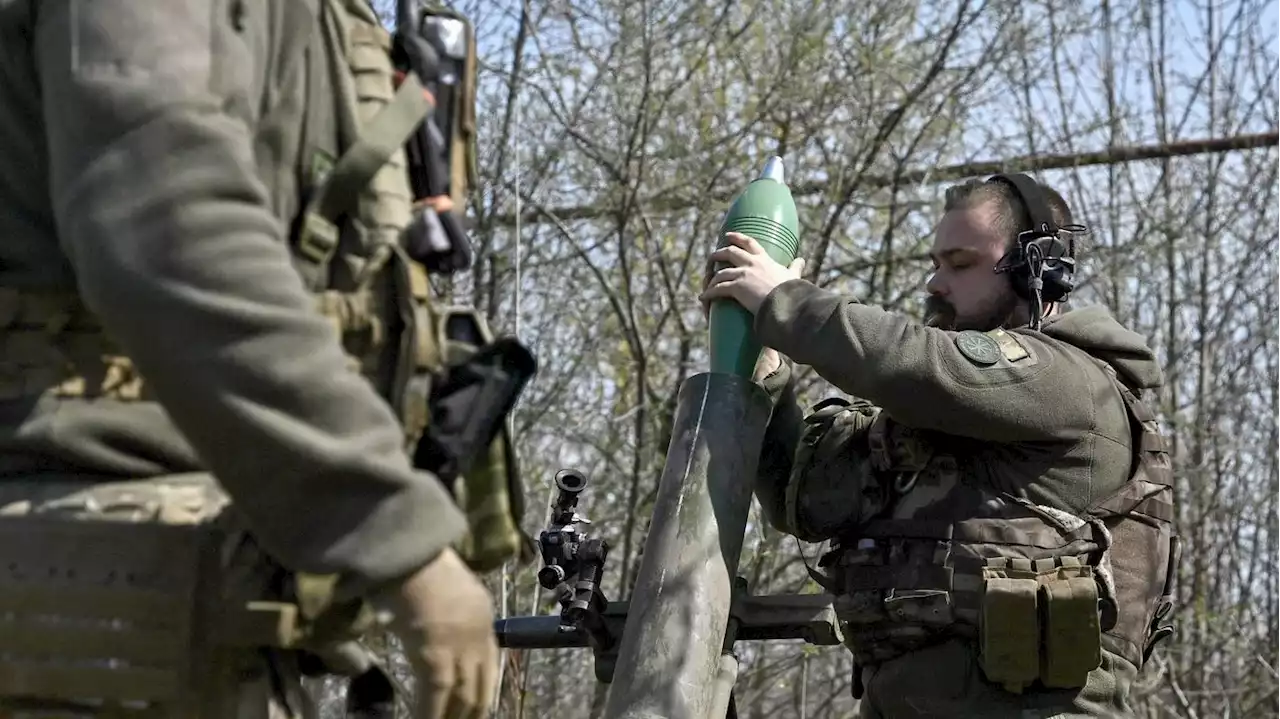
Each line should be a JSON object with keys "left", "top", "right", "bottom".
{"left": 485, "top": 132, "right": 1279, "bottom": 226}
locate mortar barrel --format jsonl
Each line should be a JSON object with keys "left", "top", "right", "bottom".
{"left": 601, "top": 371, "right": 773, "bottom": 719}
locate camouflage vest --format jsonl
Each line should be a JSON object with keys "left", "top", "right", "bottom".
{"left": 810, "top": 358, "right": 1178, "bottom": 694}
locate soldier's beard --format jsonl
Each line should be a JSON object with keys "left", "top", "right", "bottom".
{"left": 924, "top": 296, "right": 956, "bottom": 329}
{"left": 924, "top": 294, "right": 1020, "bottom": 331}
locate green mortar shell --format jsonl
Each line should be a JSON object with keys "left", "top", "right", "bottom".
{"left": 708, "top": 157, "right": 800, "bottom": 377}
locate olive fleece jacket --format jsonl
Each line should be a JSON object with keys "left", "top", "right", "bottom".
{"left": 750, "top": 279, "right": 1163, "bottom": 530}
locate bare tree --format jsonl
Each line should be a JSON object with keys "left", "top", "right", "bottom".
{"left": 346, "top": 0, "right": 1278, "bottom": 716}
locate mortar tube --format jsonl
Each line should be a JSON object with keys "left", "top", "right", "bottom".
{"left": 601, "top": 372, "right": 773, "bottom": 719}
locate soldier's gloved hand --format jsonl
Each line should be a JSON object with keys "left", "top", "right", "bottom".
{"left": 375, "top": 548, "right": 499, "bottom": 719}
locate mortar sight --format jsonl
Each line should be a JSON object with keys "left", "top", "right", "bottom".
{"left": 555, "top": 468, "right": 588, "bottom": 494}
{"left": 548, "top": 468, "right": 589, "bottom": 526}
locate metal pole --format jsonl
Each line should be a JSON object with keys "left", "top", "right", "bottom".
{"left": 601, "top": 372, "right": 773, "bottom": 719}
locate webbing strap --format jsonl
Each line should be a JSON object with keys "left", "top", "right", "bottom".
{"left": 858, "top": 519, "right": 954, "bottom": 541}
{"left": 844, "top": 564, "right": 954, "bottom": 592}
{"left": 1140, "top": 432, "right": 1167, "bottom": 452}
{"left": 1092, "top": 485, "right": 1175, "bottom": 523}
{"left": 0, "top": 582, "right": 187, "bottom": 623}
{"left": 314, "top": 73, "right": 431, "bottom": 220}
{"left": 296, "top": 74, "right": 433, "bottom": 268}
{"left": 857, "top": 516, "right": 1096, "bottom": 548}
{"left": 1115, "top": 383, "right": 1155, "bottom": 423}
{"left": 1088, "top": 355, "right": 1172, "bottom": 472}
{"left": 0, "top": 661, "right": 181, "bottom": 704}
{"left": 0, "top": 514, "right": 393, "bottom": 712}
{"left": 0, "top": 616, "right": 183, "bottom": 667}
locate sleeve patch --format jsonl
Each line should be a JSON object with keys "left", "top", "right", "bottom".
{"left": 954, "top": 330, "right": 1002, "bottom": 365}
{"left": 986, "top": 329, "right": 1030, "bottom": 362}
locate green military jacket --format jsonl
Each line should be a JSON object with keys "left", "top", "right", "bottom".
{"left": 0, "top": 0, "right": 466, "bottom": 602}
{"left": 752, "top": 279, "right": 1163, "bottom": 530}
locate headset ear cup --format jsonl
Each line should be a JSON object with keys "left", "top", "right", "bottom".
{"left": 984, "top": 173, "right": 1082, "bottom": 309}
{"left": 999, "top": 235, "right": 1075, "bottom": 303}
{"left": 1040, "top": 263, "right": 1075, "bottom": 303}
{"left": 1036, "top": 236, "right": 1076, "bottom": 303}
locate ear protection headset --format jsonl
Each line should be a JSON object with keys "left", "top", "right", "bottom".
{"left": 986, "top": 172, "right": 1081, "bottom": 330}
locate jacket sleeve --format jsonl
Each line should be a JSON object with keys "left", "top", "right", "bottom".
{"left": 754, "top": 280, "right": 1095, "bottom": 443}
{"left": 34, "top": 0, "right": 466, "bottom": 600}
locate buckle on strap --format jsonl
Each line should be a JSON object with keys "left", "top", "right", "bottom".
{"left": 295, "top": 74, "right": 433, "bottom": 273}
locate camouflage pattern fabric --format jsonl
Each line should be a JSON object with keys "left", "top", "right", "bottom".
{"left": 0, "top": 477, "right": 317, "bottom": 719}
{"left": 855, "top": 637, "right": 1137, "bottom": 719}
{"left": 0, "top": 0, "right": 466, "bottom": 609}
{"left": 0, "top": 0, "right": 482, "bottom": 712}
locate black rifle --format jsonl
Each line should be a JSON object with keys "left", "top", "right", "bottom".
{"left": 391, "top": 0, "right": 474, "bottom": 275}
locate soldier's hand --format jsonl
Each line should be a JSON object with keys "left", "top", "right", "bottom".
{"left": 753, "top": 348, "right": 782, "bottom": 384}
{"left": 701, "top": 233, "right": 806, "bottom": 314}
{"left": 701, "top": 239, "right": 789, "bottom": 395}
{"left": 700, "top": 253, "right": 718, "bottom": 319}
{"left": 378, "top": 548, "right": 499, "bottom": 719}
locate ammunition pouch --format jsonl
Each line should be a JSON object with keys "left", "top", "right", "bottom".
{"left": 414, "top": 307, "right": 539, "bottom": 572}
{"left": 826, "top": 507, "right": 1115, "bottom": 693}
{"left": 978, "top": 556, "right": 1101, "bottom": 694}
{"left": 785, "top": 397, "right": 885, "bottom": 542}
{"left": 815, "top": 361, "right": 1178, "bottom": 697}
{"left": 0, "top": 513, "right": 394, "bottom": 716}
{"left": 866, "top": 411, "right": 938, "bottom": 496}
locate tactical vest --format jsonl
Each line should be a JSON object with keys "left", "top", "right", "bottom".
{"left": 810, "top": 366, "right": 1179, "bottom": 695}
{"left": 299, "top": 2, "right": 533, "bottom": 573}
{"left": 0, "top": 0, "right": 527, "bottom": 573}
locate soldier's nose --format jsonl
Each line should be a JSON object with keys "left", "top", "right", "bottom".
{"left": 925, "top": 272, "right": 946, "bottom": 296}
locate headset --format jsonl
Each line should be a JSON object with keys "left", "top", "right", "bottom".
{"left": 986, "top": 172, "right": 1083, "bottom": 330}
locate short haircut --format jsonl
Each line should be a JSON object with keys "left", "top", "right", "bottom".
{"left": 942, "top": 177, "right": 1075, "bottom": 250}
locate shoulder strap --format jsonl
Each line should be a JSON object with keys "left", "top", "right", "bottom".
{"left": 294, "top": 75, "right": 431, "bottom": 276}
{"left": 1078, "top": 353, "right": 1171, "bottom": 477}
{"left": 292, "top": 0, "right": 431, "bottom": 290}
{"left": 1082, "top": 359, "right": 1176, "bottom": 524}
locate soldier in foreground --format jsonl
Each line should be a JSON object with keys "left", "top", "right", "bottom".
{"left": 701, "top": 175, "right": 1178, "bottom": 717}
{"left": 0, "top": 1, "right": 504, "bottom": 717}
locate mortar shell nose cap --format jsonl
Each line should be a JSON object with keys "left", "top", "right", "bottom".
{"left": 760, "top": 156, "right": 785, "bottom": 184}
